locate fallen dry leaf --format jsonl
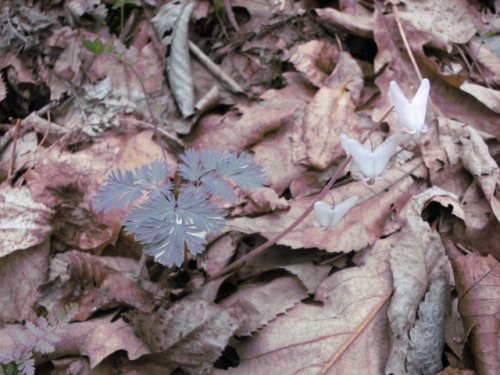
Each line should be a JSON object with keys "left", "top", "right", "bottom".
{"left": 0, "top": 185, "right": 52, "bottom": 257}
{"left": 449, "top": 250, "right": 500, "bottom": 375}
{"left": 0, "top": 240, "right": 49, "bottom": 323}
{"left": 221, "top": 275, "right": 308, "bottom": 336}
{"left": 38, "top": 250, "right": 155, "bottom": 321}
{"left": 214, "top": 236, "right": 394, "bottom": 374}
{"left": 126, "top": 298, "right": 246, "bottom": 374}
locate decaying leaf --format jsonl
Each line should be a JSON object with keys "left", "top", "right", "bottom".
{"left": 126, "top": 298, "right": 246, "bottom": 374}
{"left": 221, "top": 276, "right": 308, "bottom": 336}
{"left": 38, "top": 251, "right": 155, "bottom": 321}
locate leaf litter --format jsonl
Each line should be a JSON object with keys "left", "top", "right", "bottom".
{"left": 0, "top": 1, "right": 499, "bottom": 374}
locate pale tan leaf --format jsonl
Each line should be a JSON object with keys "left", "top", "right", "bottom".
{"left": 52, "top": 314, "right": 151, "bottom": 368}
{"left": 460, "top": 82, "right": 500, "bottom": 114}
{"left": 228, "top": 158, "right": 427, "bottom": 253}
{"left": 0, "top": 185, "right": 52, "bottom": 257}
{"left": 221, "top": 276, "right": 308, "bottom": 336}
{"left": 0, "top": 73, "right": 6, "bottom": 102}
{"left": 386, "top": 187, "right": 451, "bottom": 375}
{"left": 167, "top": 1, "right": 195, "bottom": 118}
{"left": 301, "top": 85, "right": 355, "bottom": 169}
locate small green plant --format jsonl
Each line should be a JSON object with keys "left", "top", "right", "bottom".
{"left": 0, "top": 304, "right": 77, "bottom": 375}
{"left": 94, "top": 149, "right": 266, "bottom": 267}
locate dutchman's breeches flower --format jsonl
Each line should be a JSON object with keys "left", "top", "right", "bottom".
{"left": 314, "top": 196, "right": 358, "bottom": 230}
{"left": 389, "top": 78, "right": 430, "bottom": 137}
{"left": 340, "top": 133, "right": 400, "bottom": 185}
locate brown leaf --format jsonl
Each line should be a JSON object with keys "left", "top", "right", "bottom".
{"left": 127, "top": 298, "right": 246, "bottom": 374}
{"left": 460, "top": 82, "right": 500, "bottom": 114}
{"left": 450, "top": 252, "right": 500, "bottom": 375}
{"left": 38, "top": 251, "right": 155, "bottom": 321}
{"left": 52, "top": 314, "right": 150, "bottom": 368}
{"left": 315, "top": 8, "right": 374, "bottom": 39}
{"left": 0, "top": 241, "right": 49, "bottom": 322}
{"left": 288, "top": 40, "right": 339, "bottom": 87}
{"left": 229, "top": 158, "right": 427, "bottom": 253}
{"left": 221, "top": 276, "right": 308, "bottom": 336}
{"left": 214, "top": 237, "right": 394, "bottom": 374}
{"left": 0, "top": 185, "right": 52, "bottom": 256}
{"left": 199, "top": 232, "right": 244, "bottom": 277}
{"left": 185, "top": 74, "right": 313, "bottom": 152}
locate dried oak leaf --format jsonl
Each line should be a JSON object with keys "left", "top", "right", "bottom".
{"left": 38, "top": 251, "right": 155, "bottom": 321}
{"left": 0, "top": 241, "right": 50, "bottom": 323}
{"left": 126, "top": 298, "right": 246, "bottom": 375}
{"left": 450, "top": 252, "right": 500, "bottom": 375}
{"left": 315, "top": 7, "right": 374, "bottom": 38}
{"left": 229, "top": 157, "right": 427, "bottom": 253}
{"left": 237, "top": 245, "right": 332, "bottom": 294}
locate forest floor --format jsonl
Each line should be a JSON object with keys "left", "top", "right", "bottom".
{"left": 0, "top": 0, "right": 499, "bottom": 374}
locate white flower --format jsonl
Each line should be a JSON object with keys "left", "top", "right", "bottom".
{"left": 389, "top": 78, "right": 430, "bottom": 136}
{"left": 314, "top": 196, "right": 358, "bottom": 230}
{"left": 340, "top": 133, "right": 400, "bottom": 185}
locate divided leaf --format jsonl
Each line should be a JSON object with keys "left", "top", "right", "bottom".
{"left": 94, "top": 159, "right": 171, "bottom": 212}
{"left": 125, "top": 190, "right": 226, "bottom": 267}
{"left": 179, "top": 149, "right": 266, "bottom": 202}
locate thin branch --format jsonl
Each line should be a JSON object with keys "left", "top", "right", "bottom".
{"left": 320, "top": 288, "right": 394, "bottom": 374}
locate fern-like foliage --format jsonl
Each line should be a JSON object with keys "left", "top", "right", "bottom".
{"left": 179, "top": 149, "right": 266, "bottom": 203}
{"left": 93, "top": 159, "right": 172, "bottom": 212}
{"left": 0, "top": 304, "right": 77, "bottom": 375}
{"left": 94, "top": 150, "right": 266, "bottom": 267}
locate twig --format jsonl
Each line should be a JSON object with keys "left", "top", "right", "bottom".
{"left": 392, "top": 4, "right": 423, "bottom": 81}
{"left": 189, "top": 40, "right": 245, "bottom": 94}
{"left": 320, "top": 288, "right": 394, "bottom": 374}
{"left": 223, "top": 0, "right": 240, "bottom": 32}
{"left": 209, "top": 106, "right": 395, "bottom": 281}
{"left": 38, "top": 110, "right": 51, "bottom": 147}
{"left": 7, "top": 119, "right": 21, "bottom": 179}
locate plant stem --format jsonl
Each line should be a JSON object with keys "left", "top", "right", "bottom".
{"left": 209, "top": 106, "right": 395, "bottom": 280}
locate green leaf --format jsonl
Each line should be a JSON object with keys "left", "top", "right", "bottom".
{"left": 81, "top": 38, "right": 105, "bottom": 55}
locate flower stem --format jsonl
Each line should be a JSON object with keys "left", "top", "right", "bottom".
{"left": 209, "top": 106, "right": 395, "bottom": 281}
